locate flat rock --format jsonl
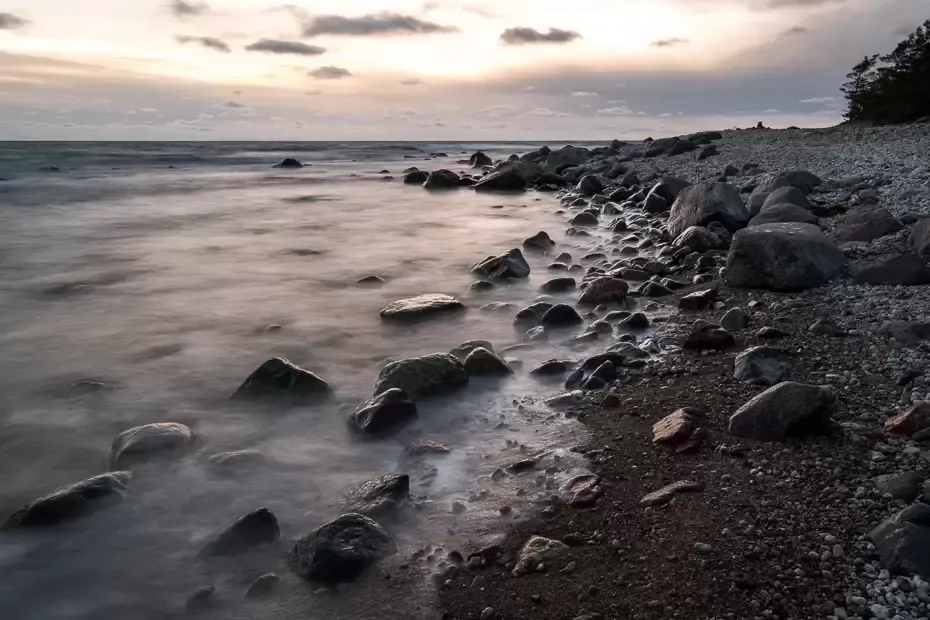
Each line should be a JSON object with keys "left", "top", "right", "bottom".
{"left": 579, "top": 277, "right": 629, "bottom": 304}
{"left": 640, "top": 480, "right": 704, "bottom": 507}
{"left": 349, "top": 388, "right": 418, "bottom": 438}
{"left": 512, "top": 536, "right": 570, "bottom": 576}
{"left": 380, "top": 294, "right": 464, "bottom": 321}
{"left": 854, "top": 253, "right": 930, "bottom": 286}
{"left": 835, "top": 205, "right": 903, "bottom": 243}
{"left": 652, "top": 408, "right": 704, "bottom": 446}
{"left": 199, "top": 508, "right": 280, "bottom": 557}
{"left": 404, "top": 170, "right": 429, "bottom": 184}
{"left": 289, "top": 513, "right": 396, "bottom": 584}
{"left": 2, "top": 471, "right": 132, "bottom": 529}
{"left": 530, "top": 359, "right": 571, "bottom": 376}
{"left": 734, "top": 346, "right": 792, "bottom": 386}
{"left": 869, "top": 504, "right": 930, "bottom": 579}
{"left": 233, "top": 357, "right": 334, "bottom": 402}
{"left": 110, "top": 422, "right": 193, "bottom": 469}
{"left": 728, "top": 382, "right": 836, "bottom": 441}
{"left": 668, "top": 182, "right": 749, "bottom": 240}
{"left": 374, "top": 353, "right": 468, "bottom": 397}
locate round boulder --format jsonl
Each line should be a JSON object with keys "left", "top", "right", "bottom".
{"left": 579, "top": 277, "right": 629, "bottom": 304}
{"left": 289, "top": 513, "right": 396, "bottom": 584}
{"left": 110, "top": 422, "right": 194, "bottom": 469}
{"left": 374, "top": 353, "right": 469, "bottom": 397}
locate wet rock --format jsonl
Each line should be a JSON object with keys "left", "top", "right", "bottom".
{"left": 647, "top": 177, "right": 692, "bottom": 204}
{"left": 349, "top": 388, "right": 418, "bottom": 438}
{"left": 523, "top": 231, "right": 555, "bottom": 252}
{"left": 200, "top": 508, "right": 280, "bottom": 558}
{"left": 233, "top": 358, "right": 334, "bottom": 402}
{"left": 273, "top": 158, "right": 303, "bottom": 168}
{"left": 539, "top": 277, "right": 577, "bottom": 293}
{"left": 835, "top": 205, "right": 903, "bottom": 243}
{"left": 885, "top": 402, "right": 930, "bottom": 436}
{"left": 469, "top": 151, "right": 493, "bottom": 168}
{"left": 873, "top": 472, "right": 921, "bottom": 502}
{"left": 559, "top": 474, "right": 604, "bottom": 507}
{"left": 2, "top": 471, "right": 132, "bottom": 529}
{"left": 725, "top": 222, "right": 845, "bottom": 291}
{"left": 728, "top": 382, "right": 836, "bottom": 441}
{"left": 375, "top": 353, "right": 468, "bottom": 397}
{"left": 245, "top": 573, "right": 280, "bottom": 599}
{"left": 618, "top": 312, "right": 649, "bottom": 331}
{"left": 512, "top": 536, "right": 570, "bottom": 576}
{"left": 668, "top": 182, "right": 749, "bottom": 240}
{"left": 110, "top": 422, "right": 194, "bottom": 469}
{"left": 577, "top": 175, "right": 604, "bottom": 197}
{"left": 464, "top": 347, "right": 513, "bottom": 376}
{"left": 579, "top": 277, "right": 629, "bottom": 304}
{"left": 405, "top": 439, "right": 452, "bottom": 456}
{"left": 877, "top": 320, "right": 930, "bottom": 344}
{"left": 289, "top": 513, "right": 396, "bottom": 584}
{"left": 673, "top": 226, "right": 720, "bottom": 253}
{"left": 344, "top": 474, "right": 410, "bottom": 518}
{"left": 683, "top": 320, "right": 734, "bottom": 350}
{"left": 868, "top": 504, "right": 930, "bottom": 579}
{"left": 531, "top": 359, "right": 571, "bottom": 376}
{"left": 911, "top": 219, "right": 930, "bottom": 257}
{"left": 570, "top": 212, "right": 599, "bottom": 227}
{"left": 854, "top": 253, "right": 930, "bottom": 286}
{"left": 207, "top": 450, "right": 268, "bottom": 474}
{"left": 640, "top": 480, "right": 703, "bottom": 507}
{"left": 541, "top": 303, "right": 583, "bottom": 327}
{"left": 423, "top": 169, "right": 461, "bottom": 190}
{"left": 380, "top": 294, "right": 465, "bottom": 321}
{"left": 733, "top": 346, "right": 792, "bottom": 386}
{"left": 404, "top": 170, "right": 429, "bottom": 185}
{"left": 357, "top": 275, "right": 386, "bottom": 286}
{"left": 749, "top": 203, "right": 819, "bottom": 227}
{"left": 679, "top": 288, "right": 718, "bottom": 311}
{"left": 471, "top": 248, "right": 531, "bottom": 281}
{"left": 720, "top": 307, "right": 750, "bottom": 331}
{"left": 474, "top": 167, "right": 527, "bottom": 192}
{"left": 450, "top": 340, "right": 495, "bottom": 360}
{"left": 641, "top": 281, "right": 673, "bottom": 297}
{"left": 185, "top": 585, "right": 215, "bottom": 611}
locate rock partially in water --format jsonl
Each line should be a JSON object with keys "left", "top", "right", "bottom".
{"left": 541, "top": 303, "right": 583, "bottom": 327}
{"left": 349, "top": 388, "right": 418, "bottom": 438}
{"left": 539, "top": 277, "right": 577, "bottom": 293}
{"left": 579, "top": 277, "right": 629, "bottom": 304}
{"left": 199, "top": 508, "right": 281, "bottom": 558}
{"left": 3, "top": 471, "right": 132, "bottom": 529}
{"left": 233, "top": 357, "right": 334, "bottom": 403}
{"left": 343, "top": 474, "right": 410, "bottom": 518}
{"left": 374, "top": 353, "right": 469, "bottom": 397}
{"left": 450, "top": 340, "right": 495, "bottom": 360}
{"left": 110, "top": 422, "right": 194, "bottom": 469}
{"left": 569, "top": 212, "right": 599, "bottom": 227}
{"left": 523, "top": 231, "right": 555, "bottom": 253}
{"left": 403, "top": 170, "right": 429, "bottom": 185}
{"left": 474, "top": 167, "right": 527, "bottom": 192}
{"left": 728, "top": 382, "right": 836, "bottom": 441}
{"left": 273, "top": 158, "right": 303, "bottom": 169}
{"left": 356, "top": 275, "right": 386, "bottom": 286}
{"left": 289, "top": 513, "right": 396, "bottom": 584}
{"left": 471, "top": 248, "right": 531, "bottom": 281}
{"left": 207, "top": 450, "right": 268, "bottom": 474}
{"left": 423, "top": 169, "right": 461, "bottom": 190}
{"left": 734, "top": 346, "right": 792, "bottom": 386}
{"left": 380, "top": 294, "right": 465, "bottom": 321}
{"left": 185, "top": 585, "right": 215, "bottom": 612}
{"left": 469, "top": 151, "right": 493, "bottom": 168}
{"left": 245, "top": 573, "right": 280, "bottom": 599}
{"left": 463, "top": 347, "right": 513, "bottom": 376}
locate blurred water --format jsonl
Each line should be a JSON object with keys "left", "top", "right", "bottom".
{"left": 0, "top": 142, "right": 610, "bottom": 619}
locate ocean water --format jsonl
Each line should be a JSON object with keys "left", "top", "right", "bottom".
{"left": 0, "top": 141, "right": 633, "bottom": 619}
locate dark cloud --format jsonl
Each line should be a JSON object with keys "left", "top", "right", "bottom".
{"left": 651, "top": 38, "right": 689, "bottom": 47}
{"left": 169, "top": 0, "right": 209, "bottom": 18}
{"left": 224, "top": 100, "right": 246, "bottom": 108}
{"left": 400, "top": 78, "right": 425, "bottom": 85}
{"left": 175, "top": 35, "right": 231, "bottom": 53}
{"left": 781, "top": 26, "right": 808, "bottom": 35}
{"left": 0, "top": 12, "right": 30, "bottom": 29}
{"left": 245, "top": 39, "right": 326, "bottom": 56}
{"left": 302, "top": 12, "right": 458, "bottom": 37}
{"left": 308, "top": 66, "right": 353, "bottom": 80}
{"left": 499, "top": 27, "right": 582, "bottom": 45}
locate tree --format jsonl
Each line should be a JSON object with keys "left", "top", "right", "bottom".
{"left": 840, "top": 55, "right": 877, "bottom": 121}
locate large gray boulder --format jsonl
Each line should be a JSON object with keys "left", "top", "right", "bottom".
{"left": 423, "top": 169, "right": 460, "bottom": 190}
{"left": 911, "top": 219, "right": 930, "bottom": 257}
{"left": 854, "top": 253, "right": 930, "bottom": 286}
{"left": 463, "top": 347, "right": 512, "bottom": 376}
{"left": 749, "top": 203, "right": 820, "bottom": 227}
{"left": 668, "top": 182, "right": 748, "bottom": 239}
{"left": 471, "top": 248, "right": 531, "bottom": 281}
{"left": 578, "top": 277, "right": 629, "bottom": 304}
{"left": 733, "top": 346, "right": 792, "bottom": 386}
{"left": 349, "top": 388, "right": 418, "bottom": 438}
{"left": 869, "top": 504, "right": 930, "bottom": 579}
{"left": 760, "top": 186, "right": 812, "bottom": 213}
{"left": 374, "top": 353, "right": 468, "bottom": 397}
{"left": 474, "top": 167, "right": 527, "bottom": 192}
{"left": 2, "top": 472, "right": 132, "bottom": 529}
{"left": 199, "top": 508, "right": 280, "bottom": 557}
{"left": 725, "top": 223, "right": 845, "bottom": 291}
{"left": 233, "top": 358, "right": 334, "bottom": 402}
{"left": 728, "top": 382, "right": 836, "bottom": 441}
{"left": 289, "top": 513, "right": 396, "bottom": 584}
{"left": 380, "top": 294, "right": 464, "bottom": 321}
{"left": 544, "top": 146, "right": 589, "bottom": 172}
{"left": 753, "top": 170, "right": 822, "bottom": 195}
{"left": 646, "top": 177, "right": 692, "bottom": 204}
{"left": 110, "top": 422, "right": 194, "bottom": 469}
{"left": 835, "top": 205, "right": 903, "bottom": 243}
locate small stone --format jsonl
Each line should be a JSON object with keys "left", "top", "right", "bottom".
{"left": 244, "top": 573, "right": 280, "bottom": 599}
{"left": 480, "top": 607, "right": 494, "bottom": 620}
{"left": 694, "top": 542, "right": 713, "bottom": 554}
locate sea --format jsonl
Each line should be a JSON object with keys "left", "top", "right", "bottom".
{"left": 0, "top": 141, "right": 618, "bottom": 620}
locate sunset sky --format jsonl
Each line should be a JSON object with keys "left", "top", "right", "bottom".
{"left": 0, "top": 0, "right": 925, "bottom": 139}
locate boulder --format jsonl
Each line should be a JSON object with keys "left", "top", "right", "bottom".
{"left": 541, "top": 303, "right": 583, "bottom": 327}
{"left": 578, "top": 277, "right": 629, "bottom": 304}
{"left": 720, "top": 307, "right": 750, "bottom": 331}
{"left": 349, "top": 389, "right": 417, "bottom": 438}
{"left": 514, "top": 301, "right": 554, "bottom": 323}
{"left": 450, "top": 340, "right": 494, "bottom": 360}
{"left": 877, "top": 321, "right": 930, "bottom": 345}
{"left": 668, "top": 182, "right": 748, "bottom": 239}
{"left": 2, "top": 471, "right": 132, "bottom": 529}
{"left": 576, "top": 175, "right": 604, "bottom": 197}
{"left": 725, "top": 223, "right": 845, "bottom": 291}
{"left": 683, "top": 320, "right": 734, "bottom": 350}
{"left": 110, "top": 422, "right": 194, "bottom": 469}
{"left": 423, "top": 169, "right": 461, "bottom": 190}
{"left": 469, "top": 151, "right": 493, "bottom": 168}
{"left": 761, "top": 186, "right": 812, "bottom": 212}
{"left": 642, "top": 192, "right": 668, "bottom": 214}
{"left": 749, "top": 203, "right": 819, "bottom": 227}
{"left": 667, "top": 139, "right": 696, "bottom": 156}
{"left": 199, "top": 508, "right": 280, "bottom": 557}
{"left": 885, "top": 402, "right": 930, "bottom": 436}
{"left": 673, "top": 226, "right": 720, "bottom": 252}
{"left": 539, "top": 277, "right": 577, "bottom": 293}
{"left": 273, "top": 158, "right": 303, "bottom": 169}
{"left": 569, "top": 212, "right": 599, "bottom": 227}
{"left": 523, "top": 231, "right": 554, "bottom": 252}
{"left": 380, "top": 294, "right": 465, "bottom": 321}
{"left": 343, "top": 474, "right": 410, "bottom": 518}
{"left": 835, "top": 205, "right": 903, "bottom": 243}
{"left": 695, "top": 145, "right": 718, "bottom": 161}
{"left": 911, "top": 219, "right": 930, "bottom": 257}
{"left": 754, "top": 170, "right": 821, "bottom": 195}
{"left": 647, "top": 177, "right": 692, "bottom": 205}
{"left": 544, "top": 146, "right": 589, "bottom": 172}
{"left": 868, "top": 504, "right": 930, "bottom": 579}
{"left": 728, "top": 382, "right": 836, "bottom": 441}
{"left": 679, "top": 289, "right": 718, "bottom": 311}
{"left": 512, "top": 536, "right": 571, "bottom": 576}
{"left": 375, "top": 354, "right": 468, "bottom": 397}
{"left": 463, "top": 347, "right": 512, "bottom": 376}
{"left": 733, "top": 346, "right": 792, "bottom": 386}
{"left": 853, "top": 253, "right": 930, "bottom": 286}
{"left": 471, "top": 248, "right": 531, "bottom": 281}
{"left": 873, "top": 472, "right": 922, "bottom": 502}
{"left": 289, "top": 513, "right": 396, "bottom": 584}
{"left": 403, "top": 170, "right": 429, "bottom": 185}
{"left": 474, "top": 167, "right": 527, "bottom": 192}
{"left": 233, "top": 357, "right": 334, "bottom": 402}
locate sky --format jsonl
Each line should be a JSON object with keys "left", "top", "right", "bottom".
{"left": 0, "top": 0, "right": 926, "bottom": 140}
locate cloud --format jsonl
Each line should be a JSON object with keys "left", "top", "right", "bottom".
{"left": 651, "top": 38, "right": 689, "bottom": 48}
{"left": 781, "top": 26, "right": 808, "bottom": 35}
{"left": 308, "top": 66, "right": 353, "bottom": 80}
{"left": 597, "top": 106, "right": 635, "bottom": 116}
{"left": 245, "top": 39, "right": 326, "bottom": 56}
{"left": 799, "top": 96, "right": 836, "bottom": 104}
{"left": 302, "top": 12, "right": 458, "bottom": 37}
{"left": 524, "top": 107, "right": 576, "bottom": 118}
{"left": 0, "top": 12, "right": 29, "bottom": 29}
{"left": 223, "top": 100, "right": 246, "bottom": 108}
{"left": 170, "top": 0, "right": 209, "bottom": 18}
{"left": 499, "top": 27, "right": 582, "bottom": 45}
{"left": 400, "top": 78, "right": 425, "bottom": 85}
{"left": 520, "top": 85, "right": 536, "bottom": 92}
{"left": 763, "top": 108, "right": 781, "bottom": 113}
{"left": 764, "top": 0, "right": 847, "bottom": 8}
{"left": 571, "top": 91, "right": 599, "bottom": 97}
{"left": 175, "top": 35, "right": 231, "bottom": 53}
{"left": 658, "top": 113, "right": 674, "bottom": 117}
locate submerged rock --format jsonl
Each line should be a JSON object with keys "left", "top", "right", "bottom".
{"left": 728, "top": 382, "right": 836, "bottom": 441}
{"left": 273, "top": 158, "right": 303, "bottom": 169}
{"left": 110, "top": 422, "right": 194, "bottom": 469}
{"left": 374, "top": 353, "right": 468, "bottom": 397}
{"left": 541, "top": 303, "right": 583, "bottom": 327}
{"left": 289, "top": 513, "right": 396, "bottom": 584}
{"left": 233, "top": 358, "right": 334, "bottom": 402}
{"left": 403, "top": 170, "right": 429, "bottom": 185}
{"left": 380, "top": 294, "right": 465, "bottom": 321}
{"left": 349, "top": 388, "right": 418, "bottom": 438}
{"left": 199, "top": 508, "right": 280, "bottom": 557}
{"left": 3, "top": 471, "right": 132, "bottom": 529}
